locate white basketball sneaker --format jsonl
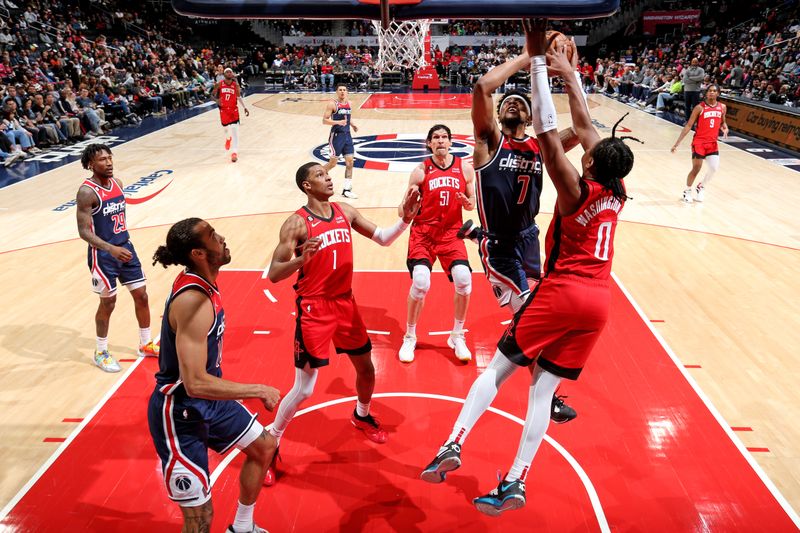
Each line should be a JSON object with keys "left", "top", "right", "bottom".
{"left": 399, "top": 334, "right": 416, "bottom": 363}
{"left": 448, "top": 332, "right": 472, "bottom": 362}
{"left": 342, "top": 188, "right": 358, "bottom": 199}
{"left": 695, "top": 184, "right": 705, "bottom": 202}
{"left": 682, "top": 188, "right": 693, "bottom": 203}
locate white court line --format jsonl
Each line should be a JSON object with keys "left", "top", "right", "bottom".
{"left": 209, "top": 392, "right": 611, "bottom": 532}
{"left": 262, "top": 289, "right": 277, "bottom": 303}
{"left": 253, "top": 330, "right": 270, "bottom": 335}
{"left": 260, "top": 268, "right": 269, "bottom": 279}
{"left": 0, "top": 335, "right": 159, "bottom": 522}
{"left": 366, "top": 330, "right": 390, "bottom": 335}
{"left": 428, "top": 329, "right": 469, "bottom": 336}
{"left": 612, "top": 273, "right": 800, "bottom": 528}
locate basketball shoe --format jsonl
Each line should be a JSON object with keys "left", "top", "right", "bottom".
{"left": 351, "top": 409, "right": 387, "bottom": 443}
{"left": 226, "top": 524, "right": 267, "bottom": 533}
{"left": 138, "top": 340, "right": 160, "bottom": 357}
{"left": 94, "top": 350, "right": 121, "bottom": 373}
{"left": 342, "top": 188, "right": 358, "bottom": 199}
{"left": 231, "top": 153, "right": 238, "bottom": 163}
{"left": 551, "top": 395, "right": 577, "bottom": 424}
{"left": 225, "top": 137, "right": 231, "bottom": 150}
{"left": 473, "top": 475, "right": 526, "bottom": 516}
{"left": 682, "top": 188, "right": 693, "bottom": 203}
{"left": 457, "top": 219, "right": 482, "bottom": 242}
{"left": 695, "top": 183, "right": 705, "bottom": 202}
{"left": 399, "top": 334, "right": 416, "bottom": 363}
{"left": 448, "top": 332, "right": 472, "bottom": 362}
{"left": 420, "top": 441, "right": 462, "bottom": 483}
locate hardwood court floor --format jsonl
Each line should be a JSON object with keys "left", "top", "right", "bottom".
{"left": 0, "top": 92, "right": 798, "bottom": 528}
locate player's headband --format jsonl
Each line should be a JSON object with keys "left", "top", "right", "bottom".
{"left": 224, "top": 68, "right": 234, "bottom": 74}
{"left": 500, "top": 94, "right": 532, "bottom": 115}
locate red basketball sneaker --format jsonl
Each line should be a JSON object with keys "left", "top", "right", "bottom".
{"left": 231, "top": 153, "right": 238, "bottom": 163}
{"left": 351, "top": 410, "right": 387, "bottom": 444}
{"left": 264, "top": 446, "right": 280, "bottom": 486}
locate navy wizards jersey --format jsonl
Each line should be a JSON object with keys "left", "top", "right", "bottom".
{"left": 475, "top": 135, "right": 543, "bottom": 237}
{"left": 81, "top": 178, "right": 129, "bottom": 246}
{"left": 330, "top": 100, "right": 351, "bottom": 134}
{"left": 156, "top": 271, "right": 225, "bottom": 395}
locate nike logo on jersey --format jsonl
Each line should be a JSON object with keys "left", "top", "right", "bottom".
{"left": 311, "top": 220, "right": 322, "bottom": 227}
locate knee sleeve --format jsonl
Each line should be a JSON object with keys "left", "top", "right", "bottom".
{"left": 410, "top": 265, "right": 431, "bottom": 300}
{"left": 294, "top": 366, "right": 318, "bottom": 400}
{"left": 451, "top": 264, "right": 472, "bottom": 296}
{"left": 703, "top": 154, "right": 719, "bottom": 185}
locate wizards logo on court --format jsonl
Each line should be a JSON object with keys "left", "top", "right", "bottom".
{"left": 312, "top": 134, "right": 475, "bottom": 173}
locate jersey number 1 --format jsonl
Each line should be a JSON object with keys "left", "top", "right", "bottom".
{"left": 594, "top": 222, "right": 613, "bottom": 261}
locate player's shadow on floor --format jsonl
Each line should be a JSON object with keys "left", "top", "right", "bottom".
{"left": 414, "top": 341, "right": 472, "bottom": 367}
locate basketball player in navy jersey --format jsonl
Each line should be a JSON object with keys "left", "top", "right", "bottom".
{"left": 422, "top": 24, "right": 638, "bottom": 516}
{"left": 75, "top": 144, "right": 159, "bottom": 373}
{"left": 323, "top": 84, "right": 359, "bottom": 199}
{"left": 264, "top": 162, "right": 420, "bottom": 482}
{"left": 149, "top": 218, "right": 281, "bottom": 533}
{"left": 460, "top": 31, "right": 582, "bottom": 423}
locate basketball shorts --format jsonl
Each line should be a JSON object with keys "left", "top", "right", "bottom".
{"left": 328, "top": 131, "right": 354, "bottom": 157}
{"left": 691, "top": 140, "right": 718, "bottom": 159}
{"left": 87, "top": 241, "right": 146, "bottom": 298}
{"left": 477, "top": 223, "right": 541, "bottom": 307}
{"left": 407, "top": 225, "right": 471, "bottom": 280}
{"left": 220, "top": 107, "right": 240, "bottom": 127}
{"left": 294, "top": 293, "right": 372, "bottom": 369}
{"left": 147, "top": 388, "right": 263, "bottom": 507}
{"left": 498, "top": 274, "right": 610, "bottom": 380}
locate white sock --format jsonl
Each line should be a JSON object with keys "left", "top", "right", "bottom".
{"left": 356, "top": 400, "right": 370, "bottom": 417}
{"left": 96, "top": 336, "right": 108, "bottom": 353}
{"left": 224, "top": 125, "right": 231, "bottom": 147}
{"left": 452, "top": 319, "right": 465, "bottom": 334}
{"left": 139, "top": 327, "right": 151, "bottom": 346}
{"left": 406, "top": 323, "right": 416, "bottom": 337}
{"left": 232, "top": 501, "right": 255, "bottom": 532}
{"left": 446, "top": 351, "right": 518, "bottom": 444}
{"left": 343, "top": 178, "right": 353, "bottom": 190}
{"left": 230, "top": 122, "right": 239, "bottom": 152}
{"left": 505, "top": 365, "right": 562, "bottom": 483}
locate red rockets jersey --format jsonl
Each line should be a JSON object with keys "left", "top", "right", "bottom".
{"left": 544, "top": 179, "right": 625, "bottom": 281}
{"left": 294, "top": 202, "right": 354, "bottom": 298}
{"left": 414, "top": 155, "right": 466, "bottom": 231}
{"left": 693, "top": 101, "right": 724, "bottom": 144}
{"left": 218, "top": 79, "right": 238, "bottom": 110}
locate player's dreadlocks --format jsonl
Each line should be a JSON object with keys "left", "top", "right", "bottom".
{"left": 152, "top": 217, "right": 205, "bottom": 268}
{"left": 81, "top": 143, "right": 112, "bottom": 170}
{"left": 591, "top": 113, "right": 643, "bottom": 201}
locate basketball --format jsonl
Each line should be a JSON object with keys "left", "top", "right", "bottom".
{"left": 546, "top": 30, "right": 576, "bottom": 72}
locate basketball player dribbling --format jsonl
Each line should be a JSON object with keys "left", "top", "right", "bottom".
{"left": 75, "top": 143, "right": 159, "bottom": 372}
{"left": 399, "top": 123, "right": 476, "bottom": 363}
{"left": 213, "top": 67, "right": 249, "bottom": 163}
{"left": 671, "top": 83, "right": 728, "bottom": 203}
{"left": 265, "top": 162, "right": 420, "bottom": 481}
{"left": 421, "top": 24, "right": 639, "bottom": 516}
{"left": 323, "top": 84, "right": 359, "bottom": 199}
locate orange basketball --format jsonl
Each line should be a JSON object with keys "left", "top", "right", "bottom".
{"left": 546, "top": 30, "right": 577, "bottom": 72}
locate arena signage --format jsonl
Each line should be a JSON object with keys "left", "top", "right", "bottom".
{"left": 25, "top": 135, "right": 125, "bottom": 164}
{"left": 312, "top": 133, "right": 475, "bottom": 172}
{"left": 52, "top": 169, "right": 174, "bottom": 211}
{"left": 642, "top": 10, "right": 701, "bottom": 34}
{"left": 721, "top": 97, "right": 800, "bottom": 152}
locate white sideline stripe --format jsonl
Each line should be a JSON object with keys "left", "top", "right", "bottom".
{"left": 253, "top": 330, "right": 270, "bottom": 335}
{"left": 0, "top": 335, "right": 160, "bottom": 522}
{"left": 612, "top": 272, "right": 800, "bottom": 528}
{"left": 428, "top": 329, "right": 469, "bottom": 336}
{"left": 366, "top": 330, "right": 390, "bottom": 335}
{"left": 260, "top": 268, "right": 269, "bottom": 279}
{"left": 262, "top": 289, "right": 277, "bottom": 303}
{"left": 209, "top": 392, "right": 611, "bottom": 532}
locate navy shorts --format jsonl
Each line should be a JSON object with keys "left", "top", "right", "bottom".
{"left": 87, "top": 240, "right": 146, "bottom": 297}
{"left": 147, "top": 388, "right": 263, "bottom": 507}
{"left": 477, "top": 224, "right": 541, "bottom": 305}
{"left": 328, "top": 130, "right": 354, "bottom": 157}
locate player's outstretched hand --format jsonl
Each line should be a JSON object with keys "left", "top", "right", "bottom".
{"left": 259, "top": 385, "right": 281, "bottom": 411}
{"left": 456, "top": 192, "right": 474, "bottom": 209}
{"left": 401, "top": 185, "right": 422, "bottom": 222}
{"left": 546, "top": 44, "right": 574, "bottom": 79}
{"left": 523, "top": 19, "right": 548, "bottom": 58}
{"left": 244, "top": 108, "right": 250, "bottom": 117}
{"left": 111, "top": 245, "right": 133, "bottom": 262}
{"left": 299, "top": 237, "right": 321, "bottom": 263}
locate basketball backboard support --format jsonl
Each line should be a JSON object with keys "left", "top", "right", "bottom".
{"left": 171, "top": 0, "right": 620, "bottom": 21}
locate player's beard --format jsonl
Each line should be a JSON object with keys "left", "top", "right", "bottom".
{"left": 500, "top": 114, "right": 524, "bottom": 130}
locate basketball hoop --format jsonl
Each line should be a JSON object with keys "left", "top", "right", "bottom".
{"left": 371, "top": 18, "right": 431, "bottom": 71}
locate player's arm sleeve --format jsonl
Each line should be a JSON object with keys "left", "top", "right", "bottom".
{"left": 371, "top": 218, "right": 410, "bottom": 246}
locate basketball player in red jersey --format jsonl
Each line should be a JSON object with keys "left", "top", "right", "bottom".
{"left": 323, "top": 84, "right": 359, "bottom": 198}
{"left": 266, "top": 162, "right": 420, "bottom": 478}
{"left": 399, "top": 123, "right": 476, "bottom": 363}
{"left": 422, "top": 25, "right": 638, "bottom": 516}
{"left": 76, "top": 143, "right": 159, "bottom": 373}
{"left": 671, "top": 83, "right": 728, "bottom": 203}
{"left": 213, "top": 67, "right": 249, "bottom": 163}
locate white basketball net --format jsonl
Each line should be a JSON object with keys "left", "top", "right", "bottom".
{"left": 371, "top": 19, "right": 431, "bottom": 71}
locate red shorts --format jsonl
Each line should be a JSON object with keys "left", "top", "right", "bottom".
{"left": 407, "top": 224, "right": 470, "bottom": 279}
{"left": 497, "top": 274, "right": 610, "bottom": 380}
{"left": 220, "top": 107, "right": 240, "bottom": 126}
{"left": 294, "top": 293, "right": 371, "bottom": 369}
{"left": 691, "top": 140, "right": 718, "bottom": 158}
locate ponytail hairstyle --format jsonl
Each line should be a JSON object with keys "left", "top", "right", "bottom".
{"left": 590, "top": 113, "right": 643, "bottom": 201}
{"left": 152, "top": 217, "right": 204, "bottom": 269}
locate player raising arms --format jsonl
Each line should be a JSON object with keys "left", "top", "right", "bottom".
{"left": 213, "top": 67, "right": 249, "bottom": 163}
{"left": 421, "top": 22, "right": 639, "bottom": 516}
{"left": 322, "top": 84, "right": 359, "bottom": 199}
{"left": 266, "top": 162, "right": 420, "bottom": 478}
{"left": 671, "top": 83, "right": 728, "bottom": 203}
{"left": 399, "top": 123, "right": 476, "bottom": 363}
